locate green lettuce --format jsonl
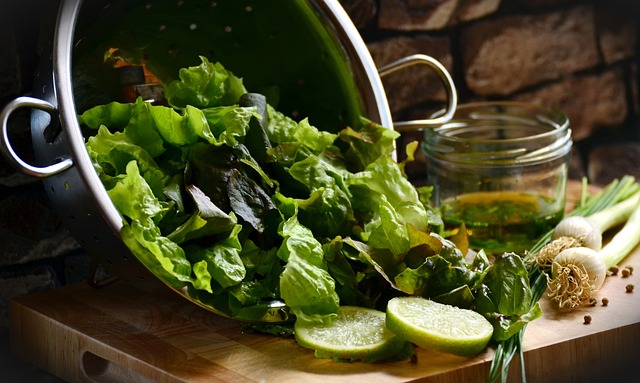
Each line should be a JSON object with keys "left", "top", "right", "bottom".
{"left": 80, "top": 57, "right": 529, "bottom": 331}
{"left": 164, "top": 56, "right": 246, "bottom": 109}
{"left": 275, "top": 195, "right": 340, "bottom": 324}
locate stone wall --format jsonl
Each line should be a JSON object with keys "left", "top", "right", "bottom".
{"left": 0, "top": 0, "right": 638, "bottom": 340}
{"left": 343, "top": 0, "right": 640, "bottom": 184}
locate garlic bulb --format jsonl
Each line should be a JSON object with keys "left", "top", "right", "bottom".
{"left": 552, "top": 216, "right": 602, "bottom": 251}
{"left": 548, "top": 246, "right": 607, "bottom": 308}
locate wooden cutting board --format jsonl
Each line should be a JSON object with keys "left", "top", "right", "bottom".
{"left": 9, "top": 183, "right": 640, "bottom": 383}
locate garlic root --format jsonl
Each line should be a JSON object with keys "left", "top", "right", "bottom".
{"left": 547, "top": 247, "right": 606, "bottom": 308}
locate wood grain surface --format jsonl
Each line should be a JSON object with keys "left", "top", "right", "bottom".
{"left": 9, "top": 182, "right": 640, "bottom": 383}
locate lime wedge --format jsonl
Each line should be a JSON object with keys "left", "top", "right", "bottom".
{"left": 386, "top": 296, "right": 493, "bottom": 356}
{"left": 294, "top": 306, "right": 413, "bottom": 363}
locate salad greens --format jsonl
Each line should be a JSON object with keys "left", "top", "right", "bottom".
{"left": 80, "top": 56, "right": 540, "bottom": 339}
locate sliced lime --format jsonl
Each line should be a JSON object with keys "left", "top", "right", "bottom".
{"left": 294, "top": 306, "right": 413, "bottom": 363}
{"left": 386, "top": 296, "right": 493, "bottom": 356}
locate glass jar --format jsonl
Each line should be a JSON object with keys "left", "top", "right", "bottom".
{"left": 422, "top": 102, "right": 572, "bottom": 255}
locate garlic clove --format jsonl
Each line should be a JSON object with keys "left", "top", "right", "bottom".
{"left": 552, "top": 216, "right": 602, "bottom": 251}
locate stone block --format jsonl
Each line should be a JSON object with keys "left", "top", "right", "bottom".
{"left": 513, "top": 68, "right": 628, "bottom": 141}
{"left": 630, "top": 63, "right": 639, "bottom": 118}
{"left": 0, "top": 191, "right": 80, "bottom": 266}
{"left": 367, "top": 35, "right": 453, "bottom": 114}
{"left": 595, "top": 5, "right": 637, "bottom": 65}
{"left": 515, "top": 0, "right": 576, "bottom": 7}
{"left": 378, "top": 0, "right": 500, "bottom": 31}
{"left": 588, "top": 143, "right": 640, "bottom": 186}
{"left": 461, "top": 5, "right": 600, "bottom": 96}
{"left": 379, "top": 0, "right": 459, "bottom": 31}
{"left": 568, "top": 145, "right": 585, "bottom": 181}
{"left": 340, "top": 0, "right": 378, "bottom": 29}
{"left": 455, "top": 0, "right": 501, "bottom": 23}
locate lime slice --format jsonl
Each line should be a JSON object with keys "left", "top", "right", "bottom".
{"left": 294, "top": 306, "right": 413, "bottom": 363}
{"left": 386, "top": 296, "right": 493, "bottom": 356}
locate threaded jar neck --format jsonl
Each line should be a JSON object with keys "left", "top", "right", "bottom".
{"left": 422, "top": 102, "right": 572, "bottom": 167}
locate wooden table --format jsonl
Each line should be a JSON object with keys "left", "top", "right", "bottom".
{"left": 9, "top": 183, "right": 640, "bottom": 383}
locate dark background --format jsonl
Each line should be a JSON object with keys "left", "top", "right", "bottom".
{"left": 1, "top": 0, "right": 639, "bottom": 381}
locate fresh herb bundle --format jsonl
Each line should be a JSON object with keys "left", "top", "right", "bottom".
{"left": 489, "top": 175, "right": 640, "bottom": 382}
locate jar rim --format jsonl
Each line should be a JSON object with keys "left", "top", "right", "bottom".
{"left": 423, "top": 101, "right": 572, "bottom": 166}
{"left": 429, "top": 101, "right": 569, "bottom": 143}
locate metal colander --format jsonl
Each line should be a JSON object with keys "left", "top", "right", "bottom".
{"left": 1, "top": 0, "right": 456, "bottom": 322}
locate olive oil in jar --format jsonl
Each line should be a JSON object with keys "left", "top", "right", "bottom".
{"left": 440, "top": 191, "right": 564, "bottom": 254}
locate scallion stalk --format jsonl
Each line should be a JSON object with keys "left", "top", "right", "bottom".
{"left": 599, "top": 195, "right": 640, "bottom": 269}
{"left": 587, "top": 191, "right": 640, "bottom": 235}
{"left": 489, "top": 175, "right": 640, "bottom": 383}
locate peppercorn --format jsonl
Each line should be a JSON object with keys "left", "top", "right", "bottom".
{"left": 625, "top": 266, "right": 634, "bottom": 275}
{"left": 622, "top": 268, "right": 630, "bottom": 278}
{"left": 626, "top": 284, "right": 634, "bottom": 293}
{"left": 588, "top": 297, "right": 597, "bottom": 306}
{"left": 601, "top": 297, "right": 609, "bottom": 306}
{"left": 583, "top": 315, "right": 592, "bottom": 324}
{"left": 609, "top": 266, "right": 619, "bottom": 276}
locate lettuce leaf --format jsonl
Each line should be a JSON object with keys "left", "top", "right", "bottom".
{"left": 186, "top": 223, "right": 245, "bottom": 289}
{"left": 266, "top": 105, "right": 337, "bottom": 152}
{"left": 164, "top": 56, "right": 246, "bottom": 109}
{"left": 287, "top": 154, "right": 355, "bottom": 238}
{"left": 81, "top": 57, "right": 523, "bottom": 330}
{"left": 166, "top": 184, "right": 236, "bottom": 244}
{"left": 347, "top": 148, "right": 429, "bottom": 232}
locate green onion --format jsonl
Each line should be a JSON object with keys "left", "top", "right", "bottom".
{"left": 587, "top": 191, "right": 640, "bottom": 237}
{"left": 599, "top": 194, "right": 640, "bottom": 269}
{"left": 489, "top": 175, "right": 640, "bottom": 383}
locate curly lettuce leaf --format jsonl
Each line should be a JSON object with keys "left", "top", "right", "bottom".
{"left": 287, "top": 154, "right": 355, "bottom": 238}
{"left": 81, "top": 98, "right": 166, "bottom": 158}
{"left": 266, "top": 105, "right": 337, "bottom": 152}
{"left": 86, "top": 126, "right": 158, "bottom": 178}
{"left": 338, "top": 120, "right": 399, "bottom": 170}
{"left": 164, "top": 56, "right": 246, "bottom": 109}
{"left": 186, "top": 223, "right": 245, "bottom": 289}
{"left": 107, "top": 161, "right": 165, "bottom": 221}
{"left": 201, "top": 105, "right": 261, "bottom": 147}
{"left": 109, "top": 162, "right": 200, "bottom": 290}
{"left": 347, "top": 147, "right": 428, "bottom": 232}
{"left": 361, "top": 194, "right": 410, "bottom": 256}
{"left": 167, "top": 184, "right": 236, "bottom": 244}
{"left": 78, "top": 100, "right": 134, "bottom": 131}
{"left": 275, "top": 194, "right": 340, "bottom": 324}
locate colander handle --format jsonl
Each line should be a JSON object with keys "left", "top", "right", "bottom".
{"left": 0, "top": 96, "right": 73, "bottom": 178}
{"left": 378, "top": 54, "right": 458, "bottom": 132}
